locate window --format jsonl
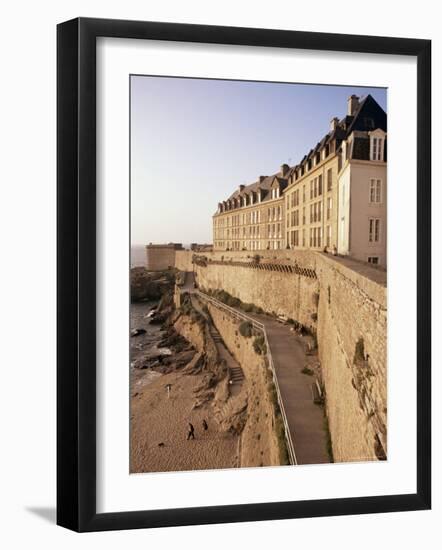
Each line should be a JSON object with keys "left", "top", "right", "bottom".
{"left": 327, "top": 168, "right": 332, "bottom": 191}
{"left": 303, "top": 185, "right": 306, "bottom": 202}
{"left": 369, "top": 178, "right": 382, "bottom": 203}
{"left": 318, "top": 175, "right": 323, "bottom": 196}
{"left": 370, "top": 136, "right": 384, "bottom": 161}
{"left": 368, "top": 256, "right": 379, "bottom": 265}
{"left": 369, "top": 218, "right": 381, "bottom": 242}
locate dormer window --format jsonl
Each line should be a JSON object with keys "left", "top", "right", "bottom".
{"left": 271, "top": 187, "right": 280, "bottom": 199}
{"left": 371, "top": 137, "right": 382, "bottom": 161}
{"left": 369, "top": 130, "right": 386, "bottom": 162}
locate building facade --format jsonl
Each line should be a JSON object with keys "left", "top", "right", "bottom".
{"left": 213, "top": 168, "right": 289, "bottom": 251}
{"left": 213, "top": 94, "right": 387, "bottom": 267}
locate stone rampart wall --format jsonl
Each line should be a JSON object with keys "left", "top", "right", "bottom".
{"left": 186, "top": 250, "right": 387, "bottom": 462}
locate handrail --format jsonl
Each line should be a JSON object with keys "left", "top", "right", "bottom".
{"left": 195, "top": 290, "right": 297, "bottom": 466}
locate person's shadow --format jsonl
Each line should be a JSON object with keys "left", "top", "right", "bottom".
{"left": 26, "top": 507, "right": 56, "bottom": 524}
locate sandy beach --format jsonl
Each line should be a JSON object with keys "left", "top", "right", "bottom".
{"left": 130, "top": 301, "right": 239, "bottom": 473}
{"left": 130, "top": 369, "right": 239, "bottom": 473}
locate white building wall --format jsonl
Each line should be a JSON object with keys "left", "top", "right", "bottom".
{"left": 345, "top": 161, "right": 387, "bottom": 267}
{"left": 337, "top": 165, "right": 351, "bottom": 255}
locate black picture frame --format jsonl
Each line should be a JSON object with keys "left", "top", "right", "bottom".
{"left": 57, "top": 17, "right": 431, "bottom": 532}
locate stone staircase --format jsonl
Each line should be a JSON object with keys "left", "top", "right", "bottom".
{"left": 209, "top": 326, "right": 245, "bottom": 387}
{"left": 229, "top": 365, "right": 245, "bottom": 384}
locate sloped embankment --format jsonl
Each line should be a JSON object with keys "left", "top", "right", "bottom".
{"left": 206, "top": 303, "right": 286, "bottom": 467}
{"left": 172, "top": 294, "right": 248, "bottom": 434}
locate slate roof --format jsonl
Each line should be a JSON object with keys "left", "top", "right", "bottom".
{"left": 346, "top": 94, "right": 387, "bottom": 135}
{"left": 224, "top": 174, "right": 288, "bottom": 204}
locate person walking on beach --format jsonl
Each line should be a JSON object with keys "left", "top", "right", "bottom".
{"left": 202, "top": 419, "right": 208, "bottom": 431}
{"left": 187, "top": 422, "right": 195, "bottom": 440}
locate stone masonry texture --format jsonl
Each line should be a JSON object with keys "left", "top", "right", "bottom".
{"left": 176, "top": 249, "right": 387, "bottom": 462}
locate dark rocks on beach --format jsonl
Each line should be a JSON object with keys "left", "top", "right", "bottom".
{"left": 158, "top": 331, "right": 191, "bottom": 352}
{"left": 130, "top": 267, "right": 175, "bottom": 303}
{"left": 132, "top": 353, "right": 164, "bottom": 369}
{"left": 131, "top": 328, "right": 147, "bottom": 337}
{"left": 149, "top": 313, "right": 168, "bottom": 325}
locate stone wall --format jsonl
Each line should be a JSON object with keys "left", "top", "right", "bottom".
{"left": 175, "top": 250, "right": 195, "bottom": 272}
{"left": 195, "top": 262, "right": 319, "bottom": 331}
{"left": 146, "top": 244, "right": 181, "bottom": 271}
{"left": 188, "top": 250, "right": 387, "bottom": 462}
{"left": 316, "top": 255, "right": 387, "bottom": 461}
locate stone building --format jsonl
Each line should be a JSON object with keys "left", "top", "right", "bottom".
{"left": 213, "top": 94, "right": 387, "bottom": 266}
{"left": 336, "top": 97, "right": 387, "bottom": 266}
{"left": 213, "top": 167, "right": 289, "bottom": 251}
{"left": 145, "top": 243, "right": 183, "bottom": 271}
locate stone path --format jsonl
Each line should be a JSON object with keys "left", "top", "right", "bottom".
{"left": 248, "top": 312, "right": 330, "bottom": 465}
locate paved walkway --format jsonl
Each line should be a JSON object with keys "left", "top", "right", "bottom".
{"left": 179, "top": 272, "right": 330, "bottom": 465}
{"left": 248, "top": 312, "right": 329, "bottom": 465}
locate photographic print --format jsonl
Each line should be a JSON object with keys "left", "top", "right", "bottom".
{"left": 129, "top": 76, "right": 387, "bottom": 474}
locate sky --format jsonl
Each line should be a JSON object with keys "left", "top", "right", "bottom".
{"left": 131, "top": 76, "right": 386, "bottom": 245}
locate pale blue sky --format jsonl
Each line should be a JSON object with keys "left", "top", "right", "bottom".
{"left": 131, "top": 76, "right": 386, "bottom": 245}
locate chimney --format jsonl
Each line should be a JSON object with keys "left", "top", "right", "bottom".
{"left": 330, "top": 117, "right": 339, "bottom": 132}
{"left": 347, "top": 94, "right": 360, "bottom": 116}
{"left": 239, "top": 184, "right": 245, "bottom": 192}
{"left": 259, "top": 175, "right": 266, "bottom": 183}
{"left": 280, "top": 164, "right": 289, "bottom": 177}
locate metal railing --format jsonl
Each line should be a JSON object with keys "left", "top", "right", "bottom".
{"left": 195, "top": 290, "right": 297, "bottom": 466}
